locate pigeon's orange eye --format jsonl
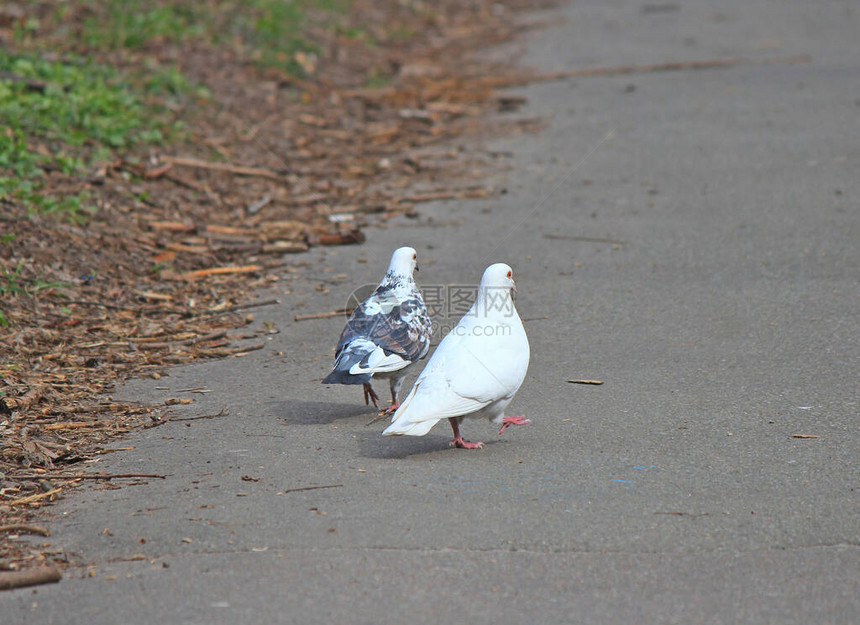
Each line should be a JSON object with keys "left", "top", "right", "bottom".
{"left": 413, "top": 254, "right": 417, "bottom": 260}
{"left": 506, "top": 270, "right": 512, "bottom": 278}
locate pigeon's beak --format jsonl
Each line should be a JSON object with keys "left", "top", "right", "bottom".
{"left": 415, "top": 264, "right": 419, "bottom": 273}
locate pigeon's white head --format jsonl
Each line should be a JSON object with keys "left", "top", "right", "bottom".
{"left": 480, "top": 262, "right": 517, "bottom": 294}
{"left": 388, "top": 246, "right": 419, "bottom": 277}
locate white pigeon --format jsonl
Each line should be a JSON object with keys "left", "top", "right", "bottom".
{"left": 382, "top": 263, "right": 530, "bottom": 449}
{"left": 323, "top": 246, "right": 432, "bottom": 413}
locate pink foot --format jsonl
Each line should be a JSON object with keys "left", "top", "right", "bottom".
{"left": 362, "top": 383, "right": 380, "bottom": 409}
{"left": 450, "top": 437, "right": 484, "bottom": 450}
{"left": 498, "top": 415, "right": 531, "bottom": 435}
{"left": 382, "top": 400, "right": 400, "bottom": 415}
{"left": 448, "top": 418, "right": 483, "bottom": 450}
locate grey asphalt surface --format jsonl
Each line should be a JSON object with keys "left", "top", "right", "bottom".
{"left": 4, "top": 1, "right": 860, "bottom": 623}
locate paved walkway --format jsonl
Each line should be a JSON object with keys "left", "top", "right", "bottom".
{"left": 3, "top": 1, "right": 858, "bottom": 623}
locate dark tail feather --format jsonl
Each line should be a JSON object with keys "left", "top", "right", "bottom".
{"left": 322, "top": 369, "right": 371, "bottom": 385}
{"left": 322, "top": 351, "right": 372, "bottom": 385}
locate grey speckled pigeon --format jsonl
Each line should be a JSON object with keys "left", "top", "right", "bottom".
{"left": 323, "top": 247, "right": 432, "bottom": 413}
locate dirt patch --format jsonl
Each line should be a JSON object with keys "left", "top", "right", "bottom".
{"left": 0, "top": 0, "right": 551, "bottom": 578}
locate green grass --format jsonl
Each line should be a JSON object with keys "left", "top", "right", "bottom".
{"left": 1, "top": 1, "right": 353, "bottom": 223}
{"left": 0, "top": 53, "right": 169, "bottom": 148}
{"left": 0, "top": 50, "right": 189, "bottom": 222}
{"left": 0, "top": 260, "right": 27, "bottom": 297}
{"left": 0, "top": 259, "right": 67, "bottom": 297}
{"left": 37, "top": 0, "right": 351, "bottom": 76}
{"left": 246, "top": 0, "right": 321, "bottom": 73}
{"left": 78, "top": 1, "right": 205, "bottom": 49}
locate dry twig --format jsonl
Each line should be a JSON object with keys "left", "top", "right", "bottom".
{"left": 497, "top": 54, "right": 812, "bottom": 87}
{"left": 281, "top": 484, "right": 343, "bottom": 495}
{"left": 160, "top": 156, "right": 286, "bottom": 181}
{"left": 170, "top": 408, "right": 230, "bottom": 423}
{"left": 294, "top": 308, "right": 351, "bottom": 322}
{"left": 179, "top": 265, "right": 262, "bottom": 280}
{"left": 0, "top": 524, "right": 51, "bottom": 537}
{"left": 0, "top": 567, "right": 62, "bottom": 591}
{"left": 8, "top": 487, "right": 64, "bottom": 507}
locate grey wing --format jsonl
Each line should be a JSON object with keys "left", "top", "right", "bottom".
{"left": 336, "top": 296, "right": 431, "bottom": 362}
{"left": 395, "top": 298, "right": 432, "bottom": 361}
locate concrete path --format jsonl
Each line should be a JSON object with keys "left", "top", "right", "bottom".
{"left": 4, "top": 1, "right": 859, "bottom": 623}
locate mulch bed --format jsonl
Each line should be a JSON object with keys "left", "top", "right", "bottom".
{"left": 1, "top": 0, "right": 551, "bottom": 580}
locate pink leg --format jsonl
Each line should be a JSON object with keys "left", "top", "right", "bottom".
{"left": 362, "top": 383, "right": 380, "bottom": 409}
{"left": 381, "top": 385, "right": 400, "bottom": 414}
{"left": 498, "top": 415, "right": 531, "bottom": 436}
{"left": 448, "top": 418, "right": 484, "bottom": 450}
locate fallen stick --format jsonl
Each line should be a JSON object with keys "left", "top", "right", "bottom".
{"left": 396, "top": 188, "right": 491, "bottom": 204}
{"left": 51, "top": 404, "right": 135, "bottom": 415}
{"left": 1, "top": 385, "right": 46, "bottom": 413}
{"left": 294, "top": 308, "right": 351, "bottom": 322}
{"left": 93, "top": 446, "right": 136, "bottom": 454}
{"left": 0, "top": 567, "right": 62, "bottom": 591}
{"left": 199, "top": 343, "right": 265, "bottom": 357}
{"left": 143, "top": 162, "right": 173, "bottom": 179}
{"left": 43, "top": 422, "right": 98, "bottom": 431}
{"left": 8, "top": 487, "right": 63, "bottom": 507}
{"left": 365, "top": 411, "right": 388, "bottom": 426}
{"left": 281, "top": 484, "right": 343, "bottom": 495}
{"left": 170, "top": 408, "right": 230, "bottom": 423}
{"left": 0, "top": 524, "right": 51, "bottom": 536}
{"left": 63, "top": 300, "right": 137, "bottom": 311}
{"left": 134, "top": 290, "right": 174, "bottom": 302}
{"left": 138, "top": 330, "right": 228, "bottom": 350}
{"left": 210, "top": 298, "right": 280, "bottom": 314}
{"left": 161, "top": 156, "right": 285, "bottom": 181}
{"left": 535, "top": 57, "right": 749, "bottom": 81}
{"left": 162, "top": 242, "right": 210, "bottom": 255}
{"left": 179, "top": 265, "right": 262, "bottom": 280}
{"left": 568, "top": 379, "right": 604, "bottom": 385}
{"left": 493, "top": 54, "right": 812, "bottom": 87}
